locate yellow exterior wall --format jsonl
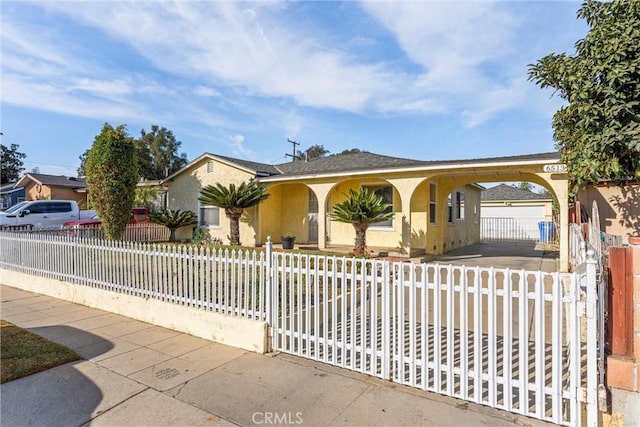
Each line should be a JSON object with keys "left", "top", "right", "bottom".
{"left": 259, "top": 185, "right": 283, "bottom": 243}
{"left": 166, "top": 157, "right": 258, "bottom": 245}
{"left": 409, "top": 180, "right": 429, "bottom": 256}
{"left": 327, "top": 179, "right": 403, "bottom": 252}
{"left": 260, "top": 183, "right": 309, "bottom": 243}
{"left": 443, "top": 185, "right": 481, "bottom": 252}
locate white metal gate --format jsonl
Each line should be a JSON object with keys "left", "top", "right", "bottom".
{"left": 267, "top": 241, "right": 599, "bottom": 426}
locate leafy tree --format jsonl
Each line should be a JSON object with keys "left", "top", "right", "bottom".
{"left": 339, "top": 148, "right": 362, "bottom": 155}
{"left": 85, "top": 123, "right": 139, "bottom": 240}
{"left": 330, "top": 188, "right": 394, "bottom": 253}
{"left": 137, "top": 125, "right": 188, "bottom": 179}
{"left": 149, "top": 209, "right": 197, "bottom": 242}
{"left": 528, "top": 0, "right": 640, "bottom": 190}
{"left": 78, "top": 124, "right": 188, "bottom": 179}
{"left": 1, "top": 144, "right": 26, "bottom": 184}
{"left": 301, "top": 144, "right": 330, "bottom": 161}
{"left": 77, "top": 151, "right": 88, "bottom": 177}
{"left": 198, "top": 179, "right": 269, "bottom": 246}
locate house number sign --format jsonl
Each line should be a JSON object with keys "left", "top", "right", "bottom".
{"left": 543, "top": 164, "right": 567, "bottom": 172}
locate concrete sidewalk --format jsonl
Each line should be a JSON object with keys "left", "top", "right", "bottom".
{"left": 1, "top": 285, "right": 550, "bottom": 427}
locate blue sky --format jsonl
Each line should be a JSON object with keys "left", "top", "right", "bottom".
{"left": 1, "top": 1, "right": 588, "bottom": 178}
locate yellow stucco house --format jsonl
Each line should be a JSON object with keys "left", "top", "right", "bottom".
{"left": 163, "top": 150, "right": 573, "bottom": 270}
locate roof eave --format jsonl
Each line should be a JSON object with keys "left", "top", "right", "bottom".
{"left": 258, "top": 156, "right": 562, "bottom": 183}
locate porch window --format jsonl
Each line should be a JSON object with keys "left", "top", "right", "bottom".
{"left": 456, "top": 191, "right": 465, "bottom": 220}
{"left": 429, "top": 183, "right": 437, "bottom": 224}
{"left": 363, "top": 184, "right": 393, "bottom": 228}
{"left": 447, "top": 193, "right": 453, "bottom": 223}
{"left": 199, "top": 205, "right": 220, "bottom": 227}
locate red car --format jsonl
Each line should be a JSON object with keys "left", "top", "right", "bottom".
{"left": 62, "top": 207, "right": 150, "bottom": 228}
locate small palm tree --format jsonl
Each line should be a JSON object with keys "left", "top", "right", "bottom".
{"left": 135, "top": 186, "right": 160, "bottom": 211}
{"left": 150, "top": 209, "right": 197, "bottom": 242}
{"left": 198, "top": 179, "right": 269, "bottom": 246}
{"left": 330, "top": 188, "right": 394, "bottom": 253}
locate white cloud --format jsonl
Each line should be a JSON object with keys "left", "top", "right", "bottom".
{"left": 360, "top": 1, "right": 527, "bottom": 126}
{"left": 193, "top": 86, "right": 220, "bottom": 97}
{"left": 227, "top": 134, "right": 255, "bottom": 158}
{"left": 1, "top": 0, "right": 565, "bottom": 132}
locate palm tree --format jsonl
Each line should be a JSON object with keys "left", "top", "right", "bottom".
{"left": 134, "top": 186, "right": 160, "bottom": 211}
{"left": 149, "top": 209, "right": 197, "bottom": 242}
{"left": 198, "top": 179, "right": 269, "bottom": 246}
{"left": 330, "top": 188, "right": 394, "bottom": 253}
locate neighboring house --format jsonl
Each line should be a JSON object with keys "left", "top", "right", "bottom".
{"left": 163, "top": 151, "right": 573, "bottom": 268}
{"left": 481, "top": 184, "right": 554, "bottom": 241}
{"left": 575, "top": 180, "right": 640, "bottom": 243}
{"left": 14, "top": 173, "right": 89, "bottom": 207}
{"left": 136, "top": 179, "right": 168, "bottom": 211}
{"left": 0, "top": 182, "right": 25, "bottom": 210}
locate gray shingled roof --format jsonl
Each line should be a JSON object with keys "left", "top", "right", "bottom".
{"left": 22, "top": 173, "right": 87, "bottom": 188}
{"left": 214, "top": 154, "right": 281, "bottom": 176}
{"left": 274, "top": 152, "right": 429, "bottom": 175}
{"left": 168, "top": 150, "right": 560, "bottom": 181}
{"left": 481, "top": 184, "right": 551, "bottom": 201}
{"left": 268, "top": 151, "right": 560, "bottom": 178}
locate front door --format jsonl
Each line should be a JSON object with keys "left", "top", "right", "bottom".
{"left": 307, "top": 189, "right": 318, "bottom": 243}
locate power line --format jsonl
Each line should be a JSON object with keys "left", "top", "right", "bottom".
{"left": 285, "top": 138, "right": 301, "bottom": 162}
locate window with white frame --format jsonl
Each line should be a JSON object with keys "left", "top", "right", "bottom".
{"left": 199, "top": 204, "right": 220, "bottom": 227}
{"left": 447, "top": 193, "right": 453, "bottom": 223}
{"left": 429, "top": 183, "right": 437, "bottom": 224}
{"left": 207, "top": 161, "right": 215, "bottom": 173}
{"left": 363, "top": 184, "right": 393, "bottom": 228}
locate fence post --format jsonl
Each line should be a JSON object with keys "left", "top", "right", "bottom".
{"left": 585, "top": 249, "right": 600, "bottom": 427}
{"left": 265, "top": 236, "right": 273, "bottom": 352}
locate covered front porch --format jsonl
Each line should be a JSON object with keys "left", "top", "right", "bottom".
{"left": 257, "top": 153, "right": 571, "bottom": 271}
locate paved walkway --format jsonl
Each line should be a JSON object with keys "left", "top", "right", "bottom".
{"left": 1, "top": 285, "right": 551, "bottom": 427}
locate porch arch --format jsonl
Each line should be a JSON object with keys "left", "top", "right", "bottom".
{"left": 407, "top": 168, "right": 569, "bottom": 270}
{"left": 315, "top": 177, "right": 405, "bottom": 253}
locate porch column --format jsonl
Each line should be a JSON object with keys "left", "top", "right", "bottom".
{"left": 386, "top": 178, "right": 423, "bottom": 256}
{"left": 545, "top": 176, "right": 569, "bottom": 272}
{"left": 308, "top": 184, "right": 333, "bottom": 251}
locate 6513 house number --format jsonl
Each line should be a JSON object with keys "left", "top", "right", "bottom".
{"left": 543, "top": 164, "right": 567, "bottom": 173}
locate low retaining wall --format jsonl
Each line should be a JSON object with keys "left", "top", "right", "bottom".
{"left": 1, "top": 269, "right": 268, "bottom": 354}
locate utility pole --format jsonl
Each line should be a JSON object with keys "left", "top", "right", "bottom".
{"left": 285, "top": 138, "right": 301, "bottom": 162}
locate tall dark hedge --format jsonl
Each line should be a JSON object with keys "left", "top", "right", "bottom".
{"left": 86, "top": 123, "right": 139, "bottom": 240}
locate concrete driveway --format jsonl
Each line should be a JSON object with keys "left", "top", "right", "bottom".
{"left": 422, "top": 240, "right": 559, "bottom": 272}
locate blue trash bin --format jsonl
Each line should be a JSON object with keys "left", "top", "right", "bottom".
{"left": 538, "top": 221, "right": 555, "bottom": 242}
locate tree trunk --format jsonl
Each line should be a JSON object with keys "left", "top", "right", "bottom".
{"left": 169, "top": 228, "right": 176, "bottom": 242}
{"left": 226, "top": 207, "right": 244, "bottom": 246}
{"left": 353, "top": 222, "right": 369, "bottom": 253}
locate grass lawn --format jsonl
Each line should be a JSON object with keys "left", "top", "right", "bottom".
{"left": 1, "top": 320, "right": 81, "bottom": 383}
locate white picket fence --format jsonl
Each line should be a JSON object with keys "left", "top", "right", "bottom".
{"left": 0, "top": 231, "right": 599, "bottom": 426}
{"left": 270, "top": 246, "right": 599, "bottom": 426}
{"left": 60, "top": 224, "right": 171, "bottom": 242}
{"left": 0, "top": 232, "right": 266, "bottom": 320}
